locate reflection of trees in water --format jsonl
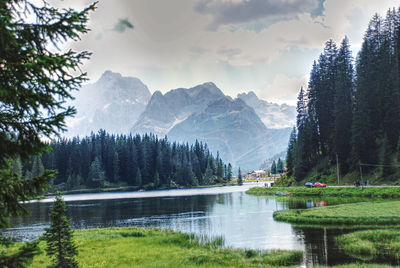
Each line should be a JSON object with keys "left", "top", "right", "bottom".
{"left": 11, "top": 202, "right": 52, "bottom": 226}
{"left": 293, "top": 226, "right": 358, "bottom": 266}
{"left": 11, "top": 194, "right": 220, "bottom": 231}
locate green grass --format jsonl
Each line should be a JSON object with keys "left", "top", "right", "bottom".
{"left": 23, "top": 227, "right": 303, "bottom": 267}
{"left": 247, "top": 186, "right": 400, "bottom": 198}
{"left": 336, "top": 229, "right": 400, "bottom": 262}
{"left": 273, "top": 201, "right": 400, "bottom": 227}
{"left": 316, "top": 264, "right": 394, "bottom": 268}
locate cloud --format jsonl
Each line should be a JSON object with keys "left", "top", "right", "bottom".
{"left": 258, "top": 74, "right": 308, "bottom": 105}
{"left": 217, "top": 47, "right": 242, "bottom": 59}
{"left": 194, "top": 0, "right": 320, "bottom": 30}
{"left": 60, "top": 0, "right": 400, "bottom": 105}
{"left": 112, "top": 18, "right": 134, "bottom": 33}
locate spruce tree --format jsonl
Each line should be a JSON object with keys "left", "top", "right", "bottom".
{"left": 44, "top": 194, "right": 78, "bottom": 268}
{"left": 226, "top": 163, "right": 232, "bottom": 181}
{"left": 203, "top": 162, "right": 215, "bottom": 185}
{"left": 136, "top": 169, "right": 142, "bottom": 187}
{"left": 88, "top": 157, "right": 106, "bottom": 188}
{"left": 277, "top": 158, "right": 284, "bottom": 174}
{"left": 31, "top": 156, "right": 45, "bottom": 178}
{"left": 10, "top": 157, "right": 23, "bottom": 178}
{"left": 286, "top": 127, "right": 297, "bottom": 177}
{"left": 352, "top": 14, "right": 383, "bottom": 166}
{"left": 334, "top": 36, "right": 354, "bottom": 173}
{"left": 271, "top": 161, "right": 277, "bottom": 175}
{"left": 237, "top": 167, "right": 243, "bottom": 185}
{"left": 154, "top": 171, "right": 160, "bottom": 188}
{"left": 0, "top": 1, "right": 94, "bottom": 266}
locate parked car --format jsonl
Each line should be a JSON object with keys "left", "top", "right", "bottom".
{"left": 304, "top": 182, "right": 314, "bottom": 188}
{"left": 314, "top": 182, "right": 327, "bottom": 187}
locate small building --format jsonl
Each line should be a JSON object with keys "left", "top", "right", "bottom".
{"left": 246, "top": 170, "right": 268, "bottom": 179}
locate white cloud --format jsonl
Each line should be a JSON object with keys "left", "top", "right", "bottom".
{"left": 259, "top": 74, "right": 308, "bottom": 105}
{"left": 47, "top": 0, "right": 400, "bottom": 105}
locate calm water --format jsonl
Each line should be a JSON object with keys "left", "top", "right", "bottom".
{"left": 4, "top": 183, "right": 390, "bottom": 266}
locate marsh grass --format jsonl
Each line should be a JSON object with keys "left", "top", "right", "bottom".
{"left": 316, "top": 264, "right": 394, "bottom": 268}
{"left": 336, "top": 229, "right": 400, "bottom": 262}
{"left": 24, "top": 227, "right": 303, "bottom": 267}
{"left": 273, "top": 201, "right": 400, "bottom": 227}
{"left": 247, "top": 186, "right": 400, "bottom": 198}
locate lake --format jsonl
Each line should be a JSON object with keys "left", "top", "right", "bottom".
{"left": 4, "top": 183, "right": 380, "bottom": 266}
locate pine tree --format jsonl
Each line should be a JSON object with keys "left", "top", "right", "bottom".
{"left": 316, "top": 40, "right": 338, "bottom": 157}
{"left": 381, "top": 9, "right": 400, "bottom": 151}
{"left": 153, "top": 171, "right": 160, "bottom": 188}
{"left": 88, "top": 157, "right": 106, "bottom": 188}
{"left": 202, "top": 162, "right": 215, "bottom": 185}
{"left": 136, "top": 169, "right": 142, "bottom": 187}
{"left": 286, "top": 127, "right": 297, "bottom": 177}
{"left": 352, "top": 14, "right": 383, "bottom": 166}
{"left": 31, "top": 156, "right": 45, "bottom": 178}
{"left": 296, "top": 87, "right": 308, "bottom": 129}
{"left": 226, "top": 163, "right": 232, "bottom": 181}
{"left": 271, "top": 161, "right": 277, "bottom": 175}
{"left": 10, "top": 157, "right": 23, "bottom": 178}
{"left": 112, "top": 152, "right": 120, "bottom": 183}
{"left": 44, "top": 194, "right": 78, "bottom": 268}
{"left": 237, "top": 167, "right": 243, "bottom": 185}
{"left": 277, "top": 158, "right": 284, "bottom": 174}
{"left": 0, "top": 1, "right": 95, "bottom": 266}
{"left": 334, "top": 36, "right": 354, "bottom": 173}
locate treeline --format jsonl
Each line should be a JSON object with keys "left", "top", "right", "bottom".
{"left": 287, "top": 7, "right": 400, "bottom": 182}
{"left": 16, "top": 131, "right": 232, "bottom": 190}
{"left": 270, "top": 158, "right": 284, "bottom": 175}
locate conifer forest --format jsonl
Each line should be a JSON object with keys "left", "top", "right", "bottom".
{"left": 287, "top": 8, "right": 400, "bottom": 183}
{"left": 18, "top": 131, "right": 232, "bottom": 191}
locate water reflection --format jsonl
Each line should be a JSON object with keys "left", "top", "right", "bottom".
{"left": 5, "top": 185, "right": 398, "bottom": 266}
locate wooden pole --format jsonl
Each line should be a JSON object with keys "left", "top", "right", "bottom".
{"left": 336, "top": 153, "right": 340, "bottom": 185}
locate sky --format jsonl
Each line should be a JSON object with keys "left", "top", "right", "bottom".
{"left": 50, "top": 0, "right": 399, "bottom": 105}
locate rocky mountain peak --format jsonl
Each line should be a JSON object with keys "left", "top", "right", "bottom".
{"left": 65, "top": 71, "right": 152, "bottom": 137}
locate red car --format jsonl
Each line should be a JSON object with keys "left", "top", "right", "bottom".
{"left": 314, "top": 182, "right": 327, "bottom": 187}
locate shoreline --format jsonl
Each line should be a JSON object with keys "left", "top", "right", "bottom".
{"left": 246, "top": 186, "right": 400, "bottom": 198}
{"left": 45, "top": 181, "right": 239, "bottom": 196}
{"left": 25, "top": 227, "right": 304, "bottom": 267}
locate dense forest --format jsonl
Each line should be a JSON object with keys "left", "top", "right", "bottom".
{"left": 287, "top": 7, "right": 400, "bottom": 184}
{"left": 13, "top": 131, "right": 232, "bottom": 191}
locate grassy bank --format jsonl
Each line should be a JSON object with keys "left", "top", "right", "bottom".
{"left": 247, "top": 186, "right": 400, "bottom": 198}
{"left": 273, "top": 201, "right": 400, "bottom": 227}
{"left": 25, "top": 227, "right": 303, "bottom": 267}
{"left": 317, "top": 264, "right": 394, "bottom": 268}
{"left": 336, "top": 229, "right": 400, "bottom": 262}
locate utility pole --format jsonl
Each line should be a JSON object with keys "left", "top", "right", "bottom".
{"left": 359, "top": 160, "right": 364, "bottom": 188}
{"left": 336, "top": 153, "right": 340, "bottom": 185}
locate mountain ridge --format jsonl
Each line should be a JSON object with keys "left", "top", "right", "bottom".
{"left": 65, "top": 71, "right": 294, "bottom": 170}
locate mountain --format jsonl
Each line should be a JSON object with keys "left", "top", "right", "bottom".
{"left": 65, "top": 71, "right": 294, "bottom": 170}
{"left": 130, "top": 82, "right": 225, "bottom": 137}
{"left": 168, "top": 97, "right": 291, "bottom": 170}
{"left": 65, "top": 71, "right": 151, "bottom": 136}
{"left": 237, "top": 91, "right": 296, "bottom": 129}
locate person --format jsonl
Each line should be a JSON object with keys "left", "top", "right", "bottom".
{"left": 353, "top": 180, "right": 356, "bottom": 187}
